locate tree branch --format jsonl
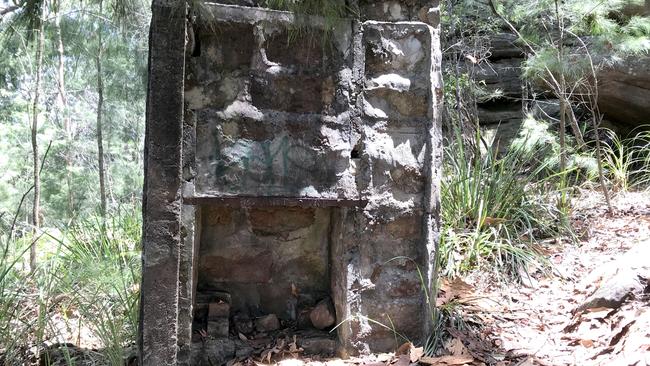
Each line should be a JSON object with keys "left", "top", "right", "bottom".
{"left": 487, "top": 0, "right": 538, "bottom": 56}
{"left": 8, "top": 140, "right": 53, "bottom": 238}
{"left": 0, "top": 5, "right": 19, "bottom": 18}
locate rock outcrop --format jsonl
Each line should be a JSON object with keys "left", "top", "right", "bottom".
{"left": 598, "top": 55, "right": 650, "bottom": 130}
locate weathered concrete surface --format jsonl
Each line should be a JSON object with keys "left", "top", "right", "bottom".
{"left": 330, "top": 15, "right": 442, "bottom": 355}
{"left": 188, "top": 11, "right": 357, "bottom": 199}
{"left": 197, "top": 206, "right": 331, "bottom": 317}
{"left": 142, "top": 0, "right": 442, "bottom": 362}
{"left": 139, "top": 1, "right": 186, "bottom": 365}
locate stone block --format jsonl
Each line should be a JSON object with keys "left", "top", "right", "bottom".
{"left": 300, "top": 337, "right": 337, "bottom": 356}
{"left": 191, "top": 338, "right": 236, "bottom": 366}
{"left": 207, "top": 318, "right": 229, "bottom": 338}
{"left": 255, "top": 314, "right": 280, "bottom": 332}
{"left": 309, "top": 299, "right": 336, "bottom": 330}
{"left": 208, "top": 302, "right": 230, "bottom": 319}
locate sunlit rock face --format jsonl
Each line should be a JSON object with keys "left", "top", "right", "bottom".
{"left": 141, "top": 1, "right": 442, "bottom": 364}
{"left": 598, "top": 55, "right": 650, "bottom": 131}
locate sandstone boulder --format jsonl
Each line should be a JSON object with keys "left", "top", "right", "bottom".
{"left": 598, "top": 55, "right": 650, "bottom": 129}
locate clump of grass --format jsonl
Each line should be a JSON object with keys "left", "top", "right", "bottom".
{"left": 599, "top": 127, "right": 650, "bottom": 191}
{"left": 55, "top": 207, "right": 141, "bottom": 365}
{"left": 635, "top": 130, "right": 650, "bottom": 188}
{"left": 0, "top": 225, "right": 57, "bottom": 365}
{"left": 0, "top": 245, "right": 30, "bottom": 364}
{"left": 440, "top": 125, "right": 570, "bottom": 280}
{"left": 262, "top": 0, "right": 350, "bottom": 17}
{"left": 0, "top": 207, "right": 141, "bottom": 365}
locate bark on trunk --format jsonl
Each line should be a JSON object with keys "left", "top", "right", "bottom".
{"left": 559, "top": 99, "right": 566, "bottom": 172}
{"left": 96, "top": 0, "right": 107, "bottom": 217}
{"left": 30, "top": 8, "right": 45, "bottom": 272}
{"left": 567, "top": 103, "right": 585, "bottom": 147}
{"left": 54, "top": 6, "right": 75, "bottom": 217}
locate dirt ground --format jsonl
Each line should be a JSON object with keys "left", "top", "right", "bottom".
{"left": 27, "top": 190, "right": 650, "bottom": 366}
{"left": 462, "top": 190, "right": 650, "bottom": 366}
{"left": 264, "top": 190, "right": 650, "bottom": 366}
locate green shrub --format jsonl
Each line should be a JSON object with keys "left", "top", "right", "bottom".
{"left": 0, "top": 207, "right": 141, "bottom": 365}
{"left": 600, "top": 128, "right": 650, "bottom": 191}
{"left": 440, "top": 125, "right": 570, "bottom": 279}
{"left": 56, "top": 208, "right": 141, "bottom": 365}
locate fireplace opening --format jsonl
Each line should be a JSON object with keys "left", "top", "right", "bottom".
{"left": 192, "top": 205, "right": 340, "bottom": 357}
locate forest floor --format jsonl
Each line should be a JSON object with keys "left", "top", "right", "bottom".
{"left": 23, "top": 190, "right": 650, "bottom": 366}
{"left": 455, "top": 189, "right": 650, "bottom": 366}
{"left": 266, "top": 190, "right": 650, "bottom": 366}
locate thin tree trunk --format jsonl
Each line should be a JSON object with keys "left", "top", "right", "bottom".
{"left": 555, "top": 0, "right": 567, "bottom": 173}
{"left": 559, "top": 98, "right": 566, "bottom": 172}
{"left": 96, "top": 0, "right": 107, "bottom": 217}
{"left": 30, "top": 7, "right": 45, "bottom": 272}
{"left": 593, "top": 117, "right": 612, "bottom": 211}
{"left": 567, "top": 103, "right": 585, "bottom": 147}
{"left": 54, "top": 5, "right": 74, "bottom": 217}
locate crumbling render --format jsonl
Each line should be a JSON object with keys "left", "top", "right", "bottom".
{"left": 140, "top": 1, "right": 442, "bottom": 365}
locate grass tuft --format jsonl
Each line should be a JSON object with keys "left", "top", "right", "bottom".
{"left": 440, "top": 125, "right": 570, "bottom": 280}
{"left": 0, "top": 207, "right": 141, "bottom": 365}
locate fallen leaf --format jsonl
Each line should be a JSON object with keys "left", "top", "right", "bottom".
{"left": 419, "top": 355, "right": 474, "bottom": 365}
{"left": 465, "top": 54, "right": 478, "bottom": 64}
{"left": 516, "top": 357, "right": 536, "bottom": 366}
{"left": 582, "top": 308, "right": 614, "bottom": 321}
{"left": 483, "top": 216, "right": 506, "bottom": 226}
{"left": 580, "top": 339, "right": 594, "bottom": 348}
{"left": 395, "top": 342, "right": 411, "bottom": 356}
{"left": 609, "top": 320, "right": 635, "bottom": 347}
{"left": 446, "top": 338, "right": 469, "bottom": 357}
{"left": 409, "top": 346, "right": 424, "bottom": 363}
{"left": 437, "top": 278, "right": 476, "bottom": 307}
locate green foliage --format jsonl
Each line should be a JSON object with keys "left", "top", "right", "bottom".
{"left": 262, "top": 0, "right": 351, "bottom": 17}
{"left": 0, "top": 209, "right": 141, "bottom": 365}
{"left": 497, "top": 0, "right": 650, "bottom": 76}
{"left": 0, "top": 0, "right": 149, "bottom": 226}
{"left": 0, "top": 1, "right": 147, "bottom": 362}
{"left": 511, "top": 117, "right": 600, "bottom": 182}
{"left": 58, "top": 209, "right": 141, "bottom": 364}
{"left": 440, "top": 126, "right": 570, "bottom": 279}
{"left": 600, "top": 128, "right": 650, "bottom": 191}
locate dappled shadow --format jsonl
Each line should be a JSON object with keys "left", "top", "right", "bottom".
{"left": 23, "top": 343, "right": 138, "bottom": 366}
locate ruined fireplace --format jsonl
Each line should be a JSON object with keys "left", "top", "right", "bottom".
{"left": 140, "top": 1, "right": 443, "bottom": 365}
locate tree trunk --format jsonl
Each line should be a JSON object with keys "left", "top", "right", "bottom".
{"left": 54, "top": 5, "right": 75, "bottom": 217}
{"left": 30, "top": 7, "right": 45, "bottom": 272}
{"left": 96, "top": 0, "right": 107, "bottom": 217}
{"left": 567, "top": 103, "right": 585, "bottom": 147}
{"left": 593, "top": 117, "right": 612, "bottom": 211}
{"left": 559, "top": 98, "right": 566, "bottom": 173}
{"left": 555, "top": 0, "right": 567, "bottom": 173}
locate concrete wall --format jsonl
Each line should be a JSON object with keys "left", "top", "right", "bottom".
{"left": 198, "top": 206, "right": 332, "bottom": 318}
{"left": 140, "top": 1, "right": 442, "bottom": 364}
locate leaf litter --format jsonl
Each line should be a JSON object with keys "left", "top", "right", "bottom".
{"left": 246, "top": 191, "right": 650, "bottom": 366}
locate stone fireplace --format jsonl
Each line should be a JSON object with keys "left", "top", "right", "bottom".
{"left": 140, "top": 1, "right": 442, "bottom": 365}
